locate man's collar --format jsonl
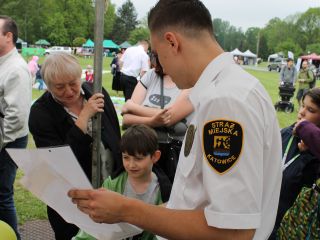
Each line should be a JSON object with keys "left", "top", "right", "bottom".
{"left": 189, "top": 52, "right": 233, "bottom": 106}
{"left": 0, "top": 47, "right": 17, "bottom": 65}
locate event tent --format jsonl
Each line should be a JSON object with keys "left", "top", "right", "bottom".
{"left": 231, "top": 48, "right": 244, "bottom": 56}
{"left": 231, "top": 48, "right": 257, "bottom": 65}
{"left": 82, "top": 39, "right": 94, "bottom": 48}
{"left": 300, "top": 53, "right": 320, "bottom": 61}
{"left": 35, "top": 39, "right": 50, "bottom": 46}
{"left": 119, "top": 41, "right": 131, "bottom": 49}
{"left": 243, "top": 50, "right": 257, "bottom": 58}
{"left": 103, "top": 40, "right": 119, "bottom": 49}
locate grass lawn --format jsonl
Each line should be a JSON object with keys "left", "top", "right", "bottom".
{"left": 14, "top": 59, "right": 318, "bottom": 224}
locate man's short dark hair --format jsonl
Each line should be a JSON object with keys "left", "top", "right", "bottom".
{"left": 287, "top": 58, "right": 293, "bottom": 62}
{"left": 148, "top": 0, "right": 214, "bottom": 38}
{"left": 0, "top": 16, "right": 18, "bottom": 45}
{"left": 121, "top": 124, "right": 159, "bottom": 156}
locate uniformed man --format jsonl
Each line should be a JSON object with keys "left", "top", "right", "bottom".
{"left": 69, "top": 1, "right": 282, "bottom": 239}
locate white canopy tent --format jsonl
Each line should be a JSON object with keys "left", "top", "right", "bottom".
{"left": 231, "top": 49, "right": 257, "bottom": 65}
{"left": 243, "top": 50, "right": 257, "bottom": 58}
{"left": 231, "top": 48, "right": 244, "bottom": 56}
{"left": 243, "top": 50, "right": 257, "bottom": 65}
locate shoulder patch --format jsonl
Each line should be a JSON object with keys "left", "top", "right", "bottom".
{"left": 203, "top": 120, "right": 243, "bottom": 174}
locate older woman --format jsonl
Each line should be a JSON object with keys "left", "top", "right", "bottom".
{"left": 29, "top": 53, "right": 122, "bottom": 240}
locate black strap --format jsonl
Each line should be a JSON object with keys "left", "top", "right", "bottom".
{"left": 160, "top": 77, "right": 164, "bottom": 109}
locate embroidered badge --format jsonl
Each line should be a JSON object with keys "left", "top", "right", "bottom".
{"left": 184, "top": 124, "right": 196, "bottom": 157}
{"left": 203, "top": 120, "right": 243, "bottom": 174}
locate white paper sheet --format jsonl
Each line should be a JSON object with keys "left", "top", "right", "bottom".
{"left": 7, "top": 146, "right": 142, "bottom": 240}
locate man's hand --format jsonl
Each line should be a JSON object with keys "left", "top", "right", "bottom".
{"left": 68, "top": 188, "right": 127, "bottom": 224}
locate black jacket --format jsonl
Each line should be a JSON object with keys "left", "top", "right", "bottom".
{"left": 29, "top": 82, "right": 122, "bottom": 179}
{"left": 29, "top": 82, "right": 122, "bottom": 240}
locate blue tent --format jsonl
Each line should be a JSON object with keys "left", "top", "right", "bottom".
{"left": 82, "top": 39, "right": 94, "bottom": 47}
{"left": 119, "top": 41, "right": 132, "bottom": 49}
{"left": 103, "top": 40, "right": 119, "bottom": 49}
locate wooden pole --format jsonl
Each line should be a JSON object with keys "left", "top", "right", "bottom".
{"left": 91, "top": 0, "right": 107, "bottom": 188}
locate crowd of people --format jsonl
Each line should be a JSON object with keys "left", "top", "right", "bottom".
{"left": 0, "top": 1, "right": 320, "bottom": 239}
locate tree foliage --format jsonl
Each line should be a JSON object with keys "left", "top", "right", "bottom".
{"left": 73, "top": 37, "right": 86, "bottom": 47}
{"left": 110, "top": 0, "right": 138, "bottom": 44}
{"left": 0, "top": 1, "right": 318, "bottom": 60}
{"left": 128, "top": 27, "right": 150, "bottom": 44}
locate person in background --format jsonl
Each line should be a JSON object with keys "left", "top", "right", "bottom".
{"left": 35, "top": 64, "right": 45, "bottom": 90}
{"left": 29, "top": 53, "right": 122, "bottom": 240}
{"left": 69, "top": 1, "right": 282, "bottom": 239}
{"left": 85, "top": 64, "right": 94, "bottom": 83}
{"left": 0, "top": 15, "right": 32, "bottom": 240}
{"left": 110, "top": 50, "right": 123, "bottom": 92}
{"left": 120, "top": 40, "right": 150, "bottom": 101}
{"left": 296, "top": 60, "right": 314, "bottom": 108}
{"left": 28, "top": 55, "right": 39, "bottom": 84}
{"left": 269, "top": 87, "right": 320, "bottom": 239}
{"left": 73, "top": 124, "right": 172, "bottom": 240}
{"left": 280, "top": 58, "right": 296, "bottom": 86}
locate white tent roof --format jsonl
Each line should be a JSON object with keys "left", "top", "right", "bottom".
{"left": 243, "top": 50, "right": 257, "bottom": 58}
{"left": 231, "top": 48, "right": 244, "bottom": 56}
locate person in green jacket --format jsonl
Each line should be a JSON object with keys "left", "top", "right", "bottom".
{"left": 73, "top": 124, "right": 172, "bottom": 240}
{"left": 296, "top": 60, "right": 314, "bottom": 108}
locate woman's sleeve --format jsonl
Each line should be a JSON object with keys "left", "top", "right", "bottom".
{"left": 29, "top": 104, "right": 92, "bottom": 148}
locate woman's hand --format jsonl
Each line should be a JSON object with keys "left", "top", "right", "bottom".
{"left": 149, "top": 109, "right": 171, "bottom": 127}
{"left": 121, "top": 99, "right": 135, "bottom": 115}
{"left": 81, "top": 93, "right": 105, "bottom": 119}
{"left": 76, "top": 93, "right": 104, "bottom": 133}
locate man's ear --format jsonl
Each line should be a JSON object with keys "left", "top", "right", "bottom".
{"left": 152, "top": 150, "right": 161, "bottom": 164}
{"left": 164, "top": 32, "right": 179, "bottom": 54}
{"left": 6, "top": 32, "right": 13, "bottom": 44}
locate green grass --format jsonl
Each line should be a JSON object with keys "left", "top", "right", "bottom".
{"left": 14, "top": 59, "right": 318, "bottom": 224}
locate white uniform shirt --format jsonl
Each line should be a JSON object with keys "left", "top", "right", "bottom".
{"left": 162, "top": 53, "right": 282, "bottom": 240}
{"left": 120, "top": 45, "right": 149, "bottom": 78}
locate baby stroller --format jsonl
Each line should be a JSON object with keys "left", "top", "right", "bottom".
{"left": 274, "top": 82, "right": 295, "bottom": 113}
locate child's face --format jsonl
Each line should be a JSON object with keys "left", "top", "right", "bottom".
{"left": 122, "top": 152, "right": 158, "bottom": 179}
{"left": 298, "top": 95, "right": 320, "bottom": 126}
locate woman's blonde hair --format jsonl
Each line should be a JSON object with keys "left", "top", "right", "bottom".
{"left": 41, "top": 53, "right": 82, "bottom": 87}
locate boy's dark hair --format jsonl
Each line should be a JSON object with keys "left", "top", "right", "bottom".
{"left": 148, "top": 0, "right": 214, "bottom": 38}
{"left": 0, "top": 16, "right": 18, "bottom": 45}
{"left": 121, "top": 124, "right": 159, "bottom": 156}
{"left": 303, "top": 87, "right": 320, "bottom": 109}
